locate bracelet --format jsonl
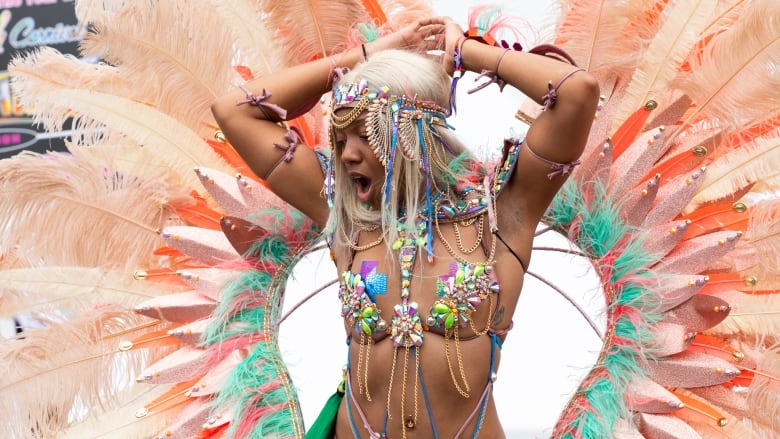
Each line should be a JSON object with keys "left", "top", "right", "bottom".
{"left": 467, "top": 48, "right": 510, "bottom": 95}
{"left": 236, "top": 85, "right": 288, "bottom": 120}
{"left": 449, "top": 36, "right": 467, "bottom": 114}
{"left": 542, "top": 68, "right": 585, "bottom": 111}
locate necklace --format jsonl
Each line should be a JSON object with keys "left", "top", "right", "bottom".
{"left": 435, "top": 212, "right": 496, "bottom": 265}
{"left": 453, "top": 215, "right": 483, "bottom": 254}
{"left": 342, "top": 225, "right": 384, "bottom": 251}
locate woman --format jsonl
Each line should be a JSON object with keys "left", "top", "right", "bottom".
{"left": 212, "top": 16, "right": 599, "bottom": 439}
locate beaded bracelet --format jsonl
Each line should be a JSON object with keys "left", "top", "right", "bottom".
{"left": 448, "top": 36, "right": 467, "bottom": 114}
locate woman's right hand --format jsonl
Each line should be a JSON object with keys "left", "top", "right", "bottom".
{"left": 365, "top": 17, "right": 447, "bottom": 57}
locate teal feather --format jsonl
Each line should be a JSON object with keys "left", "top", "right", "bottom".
{"left": 355, "top": 22, "right": 381, "bottom": 43}
{"left": 200, "top": 207, "right": 320, "bottom": 438}
{"left": 546, "top": 179, "right": 664, "bottom": 438}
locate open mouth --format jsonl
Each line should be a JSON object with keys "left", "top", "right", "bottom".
{"left": 350, "top": 173, "right": 373, "bottom": 203}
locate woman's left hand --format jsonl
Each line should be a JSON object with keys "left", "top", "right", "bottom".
{"left": 440, "top": 17, "right": 466, "bottom": 75}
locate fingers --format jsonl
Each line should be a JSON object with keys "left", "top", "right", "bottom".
{"left": 419, "top": 36, "right": 442, "bottom": 53}
{"left": 419, "top": 23, "right": 445, "bottom": 40}
{"left": 416, "top": 16, "right": 447, "bottom": 27}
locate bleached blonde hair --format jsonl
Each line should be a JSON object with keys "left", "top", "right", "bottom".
{"left": 327, "top": 50, "right": 484, "bottom": 256}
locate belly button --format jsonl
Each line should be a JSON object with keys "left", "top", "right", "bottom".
{"left": 405, "top": 416, "right": 415, "bottom": 429}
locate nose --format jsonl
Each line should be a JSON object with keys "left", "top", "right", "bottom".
{"left": 339, "top": 136, "right": 363, "bottom": 165}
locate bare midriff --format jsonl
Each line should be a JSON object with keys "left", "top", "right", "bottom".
{"left": 332, "top": 219, "right": 525, "bottom": 439}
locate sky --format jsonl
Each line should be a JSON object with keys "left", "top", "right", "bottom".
{"left": 280, "top": 1, "right": 608, "bottom": 438}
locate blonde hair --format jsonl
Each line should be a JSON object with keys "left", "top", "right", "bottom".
{"left": 327, "top": 50, "right": 483, "bottom": 256}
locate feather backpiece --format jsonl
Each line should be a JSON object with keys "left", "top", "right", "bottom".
{"left": 2, "top": 0, "right": 780, "bottom": 438}
{"left": 259, "top": 0, "right": 371, "bottom": 64}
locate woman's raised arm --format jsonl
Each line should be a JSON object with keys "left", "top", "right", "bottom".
{"left": 211, "top": 18, "right": 447, "bottom": 227}
{"left": 211, "top": 53, "right": 358, "bottom": 227}
{"left": 442, "top": 18, "right": 600, "bottom": 224}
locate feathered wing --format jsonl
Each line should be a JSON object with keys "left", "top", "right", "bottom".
{"left": 0, "top": 0, "right": 417, "bottom": 437}
{"left": 541, "top": 0, "right": 780, "bottom": 437}
{"left": 207, "top": 0, "right": 287, "bottom": 77}
{"left": 259, "top": 0, "right": 371, "bottom": 65}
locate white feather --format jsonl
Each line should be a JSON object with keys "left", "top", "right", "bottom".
{"left": 207, "top": 0, "right": 286, "bottom": 77}
{"left": 0, "top": 267, "right": 180, "bottom": 317}
{"left": 673, "top": 0, "right": 780, "bottom": 137}
{"left": 690, "top": 135, "right": 780, "bottom": 208}
{"left": 612, "top": 0, "right": 719, "bottom": 131}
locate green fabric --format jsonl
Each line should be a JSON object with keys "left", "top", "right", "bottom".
{"left": 304, "top": 390, "right": 344, "bottom": 439}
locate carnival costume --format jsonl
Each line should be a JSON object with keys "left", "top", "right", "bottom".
{"left": 2, "top": 1, "right": 780, "bottom": 439}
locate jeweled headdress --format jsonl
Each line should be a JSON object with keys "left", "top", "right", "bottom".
{"left": 330, "top": 79, "right": 450, "bottom": 164}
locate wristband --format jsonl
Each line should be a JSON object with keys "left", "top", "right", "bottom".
{"left": 449, "top": 36, "right": 467, "bottom": 114}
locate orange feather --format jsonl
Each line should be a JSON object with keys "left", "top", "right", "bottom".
{"left": 687, "top": 334, "right": 743, "bottom": 364}
{"left": 611, "top": 105, "right": 654, "bottom": 159}
{"left": 171, "top": 192, "right": 224, "bottom": 230}
{"left": 724, "top": 112, "right": 780, "bottom": 149}
{"left": 287, "top": 117, "right": 317, "bottom": 148}
{"left": 669, "top": 389, "right": 728, "bottom": 428}
{"left": 197, "top": 423, "right": 230, "bottom": 439}
{"left": 206, "top": 139, "right": 261, "bottom": 181}
{"left": 642, "top": 148, "right": 706, "bottom": 184}
{"left": 234, "top": 65, "right": 255, "bottom": 81}
{"left": 698, "top": 272, "right": 752, "bottom": 295}
{"left": 723, "top": 369, "right": 754, "bottom": 388}
{"left": 135, "top": 268, "right": 192, "bottom": 287}
{"left": 128, "top": 326, "right": 183, "bottom": 350}
{"left": 679, "top": 203, "right": 749, "bottom": 239}
{"left": 153, "top": 246, "right": 187, "bottom": 258}
{"left": 360, "top": 0, "right": 387, "bottom": 25}
{"left": 143, "top": 377, "right": 202, "bottom": 414}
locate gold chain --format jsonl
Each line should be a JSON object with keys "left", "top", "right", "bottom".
{"left": 435, "top": 212, "right": 496, "bottom": 265}
{"left": 386, "top": 348, "right": 398, "bottom": 420}
{"left": 400, "top": 346, "right": 410, "bottom": 439}
{"left": 444, "top": 328, "right": 471, "bottom": 398}
{"left": 342, "top": 226, "right": 384, "bottom": 251}
{"left": 357, "top": 332, "right": 365, "bottom": 396}
{"left": 358, "top": 333, "right": 373, "bottom": 401}
{"left": 364, "top": 337, "right": 373, "bottom": 401}
{"left": 469, "top": 292, "right": 494, "bottom": 336}
{"left": 453, "top": 214, "right": 484, "bottom": 254}
{"left": 331, "top": 99, "right": 370, "bottom": 128}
